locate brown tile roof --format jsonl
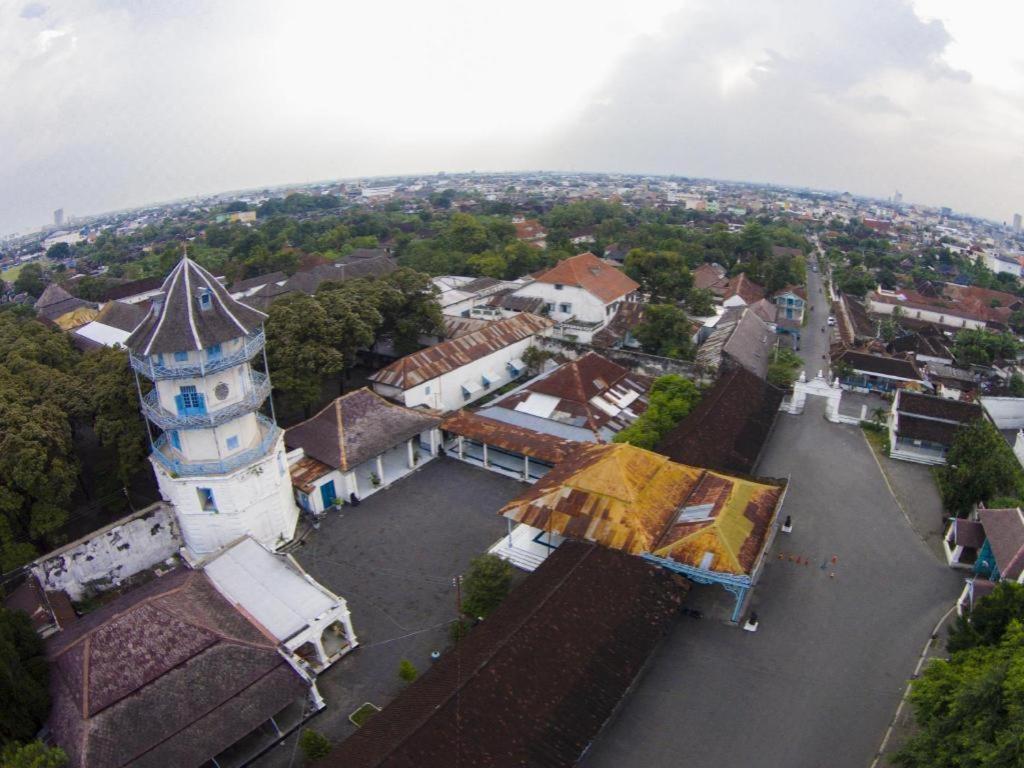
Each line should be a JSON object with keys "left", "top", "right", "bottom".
{"left": 897, "top": 414, "right": 961, "bottom": 445}
{"left": 100, "top": 276, "right": 164, "bottom": 302}
{"left": 592, "top": 302, "right": 646, "bottom": 348}
{"left": 979, "top": 508, "right": 1024, "bottom": 580}
{"left": 494, "top": 352, "right": 652, "bottom": 441}
{"left": 285, "top": 388, "right": 440, "bottom": 471}
{"left": 499, "top": 443, "right": 785, "bottom": 576}
{"left": 315, "top": 540, "right": 685, "bottom": 768}
{"left": 722, "top": 273, "right": 766, "bottom": 304}
{"left": 126, "top": 256, "right": 267, "bottom": 355}
{"left": 833, "top": 349, "right": 923, "bottom": 381}
{"left": 531, "top": 252, "right": 639, "bottom": 303}
{"left": 289, "top": 454, "right": 335, "bottom": 494}
{"left": 442, "top": 315, "right": 492, "bottom": 339}
{"left": 94, "top": 300, "right": 147, "bottom": 333}
{"left": 370, "top": 313, "right": 554, "bottom": 390}
{"left": 441, "top": 410, "right": 580, "bottom": 464}
{"left": 656, "top": 366, "right": 784, "bottom": 475}
{"left": 897, "top": 391, "right": 982, "bottom": 423}
{"left": 47, "top": 569, "right": 307, "bottom": 768}
{"left": 692, "top": 263, "right": 727, "bottom": 292}
{"left": 953, "top": 518, "right": 985, "bottom": 550}
{"left": 835, "top": 293, "right": 876, "bottom": 345}
{"left": 3, "top": 574, "right": 74, "bottom": 635}
{"left": 513, "top": 218, "right": 546, "bottom": 242}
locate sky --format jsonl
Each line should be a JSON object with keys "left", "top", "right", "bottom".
{"left": 2, "top": 0, "right": 1023, "bottom": 234}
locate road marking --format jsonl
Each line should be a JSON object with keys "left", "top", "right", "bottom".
{"left": 870, "top": 603, "right": 957, "bottom": 767}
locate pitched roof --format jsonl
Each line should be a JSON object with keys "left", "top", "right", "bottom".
{"left": 315, "top": 540, "right": 684, "bottom": 768}
{"left": 126, "top": 256, "right": 267, "bottom": 355}
{"left": 835, "top": 293, "right": 877, "bottom": 345}
{"left": 34, "top": 283, "right": 95, "bottom": 323}
{"left": 285, "top": 388, "right": 440, "bottom": 471}
{"left": 440, "top": 410, "right": 580, "bottom": 464}
{"left": 592, "top": 301, "right": 646, "bottom": 348}
{"left": 697, "top": 307, "right": 775, "bottom": 379}
{"left": 722, "top": 273, "right": 766, "bottom": 304}
{"left": 692, "top": 263, "right": 727, "bottom": 292}
{"left": 99, "top": 276, "right": 164, "bottom": 302}
{"left": 493, "top": 352, "right": 652, "bottom": 441}
{"left": 47, "top": 569, "right": 307, "bottom": 768}
{"left": 280, "top": 253, "right": 397, "bottom": 296}
{"left": 530, "top": 252, "right": 639, "bottom": 303}
{"left": 499, "top": 443, "right": 785, "bottom": 576}
{"left": 834, "top": 349, "right": 923, "bottom": 381}
{"left": 979, "top": 508, "right": 1024, "bottom": 580}
{"left": 94, "top": 300, "right": 147, "bottom": 333}
{"left": 656, "top": 366, "right": 784, "bottom": 475}
{"left": 897, "top": 391, "right": 982, "bottom": 423}
{"left": 370, "top": 313, "right": 554, "bottom": 390}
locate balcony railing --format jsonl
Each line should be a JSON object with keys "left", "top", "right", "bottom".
{"left": 151, "top": 414, "right": 280, "bottom": 476}
{"left": 130, "top": 330, "right": 265, "bottom": 380}
{"left": 141, "top": 372, "right": 272, "bottom": 430}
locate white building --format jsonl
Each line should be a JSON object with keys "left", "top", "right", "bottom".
{"left": 511, "top": 252, "right": 639, "bottom": 343}
{"left": 126, "top": 256, "right": 299, "bottom": 556}
{"left": 868, "top": 288, "right": 987, "bottom": 331}
{"left": 369, "top": 313, "right": 554, "bottom": 412}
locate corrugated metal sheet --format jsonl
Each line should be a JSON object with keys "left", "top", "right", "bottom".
{"left": 441, "top": 411, "right": 580, "bottom": 464}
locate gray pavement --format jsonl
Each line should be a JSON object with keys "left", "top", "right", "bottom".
{"left": 798, "top": 252, "right": 832, "bottom": 379}
{"left": 870, "top": 448, "right": 950, "bottom": 564}
{"left": 254, "top": 458, "right": 522, "bottom": 767}
{"left": 582, "top": 398, "right": 962, "bottom": 768}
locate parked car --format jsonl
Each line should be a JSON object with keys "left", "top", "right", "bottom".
{"left": 827, "top": 316, "right": 836, "bottom": 327}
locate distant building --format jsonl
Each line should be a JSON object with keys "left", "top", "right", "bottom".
{"left": 1014, "top": 213, "right": 1022, "bottom": 233}
{"left": 53, "top": 208, "right": 64, "bottom": 227}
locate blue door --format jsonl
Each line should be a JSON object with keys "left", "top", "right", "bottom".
{"left": 320, "top": 480, "right": 337, "bottom": 509}
{"left": 175, "top": 385, "right": 207, "bottom": 416}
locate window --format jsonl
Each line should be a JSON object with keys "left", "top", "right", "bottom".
{"left": 174, "top": 350, "right": 189, "bottom": 362}
{"left": 197, "top": 487, "right": 216, "bottom": 512}
{"left": 154, "top": 353, "right": 164, "bottom": 366}
{"left": 559, "top": 303, "right": 572, "bottom": 314}
{"left": 544, "top": 302, "right": 555, "bottom": 313}
{"left": 425, "top": 385, "right": 431, "bottom": 394}
{"left": 296, "top": 491, "right": 311, "bottom": 511}
{"left": 176, "top": 385, "right": 206, "bottom": 416}
{"left": 198, "top": 290, "right": 212, "bottom": 310}
{"left": 169, "top": 430, "right": 182, "bottom": 451}
{"left": 207, "top": 344, "right": 221, "bottom": 361}
{"left": 226, "top": 435, "right": 239, "bottom": 451}
{"left": 555, "top": 283, "right": 564, "bottom": 290}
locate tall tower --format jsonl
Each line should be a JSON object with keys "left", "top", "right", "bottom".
{"left": 126, "top": 256, "right": 298, "bottom": 556}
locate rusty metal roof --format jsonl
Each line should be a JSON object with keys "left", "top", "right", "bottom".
{"left": 369, "top": 313, "right": 554, "bottom": 390}
{"left": 441, "top": 410, "right": 580, "bottom": 464}
{"left": 289, "top": 455, "right": 335, "bottom": 494}
{"left": 499, "top": 443, "right": 784, "bottom": 576}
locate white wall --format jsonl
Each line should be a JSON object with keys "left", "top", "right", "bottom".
{"left": 33, "top": 503, "right": 181, "bottom": 601}
{"left": 153, "top": 434, "right": 299, "bottom": 555}
{"left": 868, "top": 297, "right": 985, "bottom": 330}
{"left": 512, "top": 282, "right": 612, "bottom": 325}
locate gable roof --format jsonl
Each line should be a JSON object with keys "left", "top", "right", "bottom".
{"left": 499, "top": 443, "right": 785, "bottom": 576}
{"left": 897, "top": 391, "right": 982, "bottom": 423}
{"left": 369, "top": 313, "right": 554, "bottom": 390}
{"left": 126, "top": 256, "right": 267, "bottom": 355}
{"left": 692, "top": 263, "right": 727, "bottom": 292}
{"left": 315, "top": 540, "right": 684, "bottom": 768}
{"left": 47, "top": 569, "right": 306, "bottom": 768}
{"left": 530, "top": 252, "right": 639, "bottom": 303}
{"left": 493, "top": 352, "right": 652, "bottom": 440}
{"left": 656, "top": 366, "right": 784, "bottom": 475}
{"left": 285, "top": 388, "right": 440, "bottom": 471}
{"left": 833, "top": 349, "right": 923, "bottom": 381}
{"left": 722, "top": 273, "right": 766, "bottom": 304}
{"left": 697, "top": 307, "right": 775, "bottom": 379}
{"left": 979, "top": 508, "right": 1024, "bottom": 580}
{"left": 34, "top": 283, "right": 95, "bottom": 323}
{"left": 94, "top": 300, "right": 147, "bottom": 333}
{"left": 440, "top": 410, "right": 580, "bottom": 464}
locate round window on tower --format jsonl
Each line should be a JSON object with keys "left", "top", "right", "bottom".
{"left": 214, "top": 382, "right": 229, "bottom": 401}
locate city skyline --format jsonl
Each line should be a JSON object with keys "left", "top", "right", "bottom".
{"left": 3, "top": 0, "right": 1023, "bottom": 233}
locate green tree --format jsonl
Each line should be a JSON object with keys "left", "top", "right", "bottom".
{"left": 1010, "top": 372, "right": 1024, "bottom": 397}
{"left": 895, "top": 620, "right": 1024, "bottom": 767}
{"left": 948, "top": 582, "right": 1024, "bottom": 653}
{"left": 443, "top": 213, "right": 488, "bottom": 254}
{"left": 632, "top": 305, "right": 696, "bottom": 360}
{"left": 13, "top": 264, "right": 46, "bottom": 299}
{"left": 265, "top": 294, "right": 346, "bottom": 417}
{"left": 685, "top": 288, "right": 715, "bottom": 317}
{"left": 939, "top": 420, "right": 1024, "bottom": 515}
{"left": 461, "top": 554, "right": 513, "bottom": 619}
{"left": 397, "top": 659, "right": 418, "bottom": 682}
{"left": 953, "top": 329, "right": 1019, "bottom": 367}
{"left": 466, "top": 251, "right": 507, "bottom": 279}
{"left": 613, "top": 374, "right": 700, "bottom": 450}
{"left": 297, "top": 729, "right": 332, "bottom": 762}
{"left": 624, "top": 249, "right": 692, "bottom": 303}
{"left": 0, "top": 609, "right": 51, "bottom": 747}
{"left": 767, "top": 348, "right": 804, "bottom": 389}
{"left": 44, "top": 243, "right": 71, "bottom": 262}
{"left": 0, "top": 742, "right": 67, "bottom": 768}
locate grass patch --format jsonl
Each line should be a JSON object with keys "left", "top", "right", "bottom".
{"left": 1, "top": 257, "right": 49, "bottom": 282}
{"left": 349, "top": 702, "right": 381, "bottom": 728}
{"left": 861, "top": 421, "right": 890, "bottom": 454}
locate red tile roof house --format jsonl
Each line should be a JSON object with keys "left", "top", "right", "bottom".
{"left": 46, "top": 567, "right": 323, "bottom": 768}
{"left": 945, "top": 506, "right": 1024, "bottom": 616}
{"left": 510, "top": 252, "right": 640, "bottom": 344}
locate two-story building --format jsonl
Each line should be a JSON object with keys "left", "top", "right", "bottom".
{"left": 511, "top": 252, "right": 639, "bottom": 343}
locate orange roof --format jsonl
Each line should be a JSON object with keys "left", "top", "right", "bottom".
{"left": 532, "top": 252, "right": 639, "bottom": 304}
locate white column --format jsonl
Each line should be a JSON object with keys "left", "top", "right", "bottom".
{"left": 523, "top": 455, "right": 530, "bottom": 481}
{"left": 482, "top": 443, "right": 489, "bottom": 467}
{"left": 458, "top": 436, "right": 465, "bottom": 459}
{"left": 430, "top": 429, "right": 438, "bottom": 456}
{"left": 312, "top": 634, "right": 329, "bottom": 666}
{"left": 348, "top": 472, "right": 359, "bottom": 499}
{"left": 407, "top": 438, "right": 415, "bottom": 468}
{"left": 376, "top": 455, "right": 385, "bottom": 485}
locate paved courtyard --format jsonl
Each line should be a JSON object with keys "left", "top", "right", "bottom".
{"left": 582, "top": 397, "right": 963, "bottom": 768}
{"left": 254, "top": 458, "right": 522, "bottom": 767}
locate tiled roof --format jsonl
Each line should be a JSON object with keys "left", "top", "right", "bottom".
{"left": 126, "top": 256, "right": 267, "bottom": 355}
{"left": 656, "top": 366, "right": 784, "bottom": 475}
{"left": 285, "top": 388, "right": 440, "bottom": 471}
{"left": 47, "top": 569, "right": 307, "bottom": 768}
{"left": 697, "top": 307, "right": 774, "bottom": 379}
{"left": 100, "top": 276, "right": 164, "bottom": 302}
{"left": 592, "top": 302, "right": 646, "bottom": 348}
{"left": 897, "top": 414, "right": 961, "bottom": 445}
{"left": 442, "top": 315, "right": 492, "bottom": 339}
{"left": 953, "top": 518, "right": 985, "bottom": 550}
{"left": 979, "top": 508, "right": 1024, "bottom": 580}
{"left": 440, "top": 410, "right": 580, "bottom": 464}
{"left": 315, "top": 540, "right": 684, "bottom": 768}
{"left": 897, "top": 392, "right": 982, "bottom": 423}
{"left": 94, "top": 300, "right": 147, "bottom": 333}
{"left": 530, "top": 252, "right": 639, "bottom": 303}
{"left": 692, "top": 263, "right": 727, "bottom": 292}
{"left": 34, "top": 283, "right": 96, "bottom": 323}
{"left": 494, "top": 352, "right": 652, "bottom": 441}
{"left": 370, "top": 313, "right": 554, "bottom": 390}
{"left": 499, "top": 443, "right": 784, "bottom": 576}
{"left": 834, "top": 349, "right": 923, "bottom": 381}
{"left": 722, "top": 273, "right": 766, "bottom": 304}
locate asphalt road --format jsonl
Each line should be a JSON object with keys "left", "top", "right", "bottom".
{"left": 582, "top": 403, "right": 962, "bottom": 767}
{"left": 799, "top": 247, "right": 832, "bottom": 379}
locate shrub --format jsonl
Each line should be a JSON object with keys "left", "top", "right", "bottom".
{"left": 398, "top": 659, "right": 418, "bottom": 683}
{"left": 298, "top": 729, "right": 331, "bottom": 761}
{"left": 461, "top": 554, "right": 513, "bottom": 619}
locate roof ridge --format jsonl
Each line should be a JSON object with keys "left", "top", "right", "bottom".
{"left": 336, "top": 397, "right": 348, "bottom": 470}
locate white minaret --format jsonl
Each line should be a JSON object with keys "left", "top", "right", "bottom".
{"left": 126, "top": 255, "right": 298, "bottom": 556}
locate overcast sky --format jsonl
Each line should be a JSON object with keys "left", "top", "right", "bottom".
{"left": 2, "top": 0, "right": 1023, "bottom": 234}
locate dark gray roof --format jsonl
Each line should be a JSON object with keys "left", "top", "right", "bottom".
{"left": 698, "top": 307, "right": 773, "bottom": 379}
{"left": 285, "top": 388, "right": 441, "bottom": 471}
{"left": 47, "top": 568, "right": 307, "bottom": 768}
{"left": 94, "top": 300, "right": 147, "bottom": 333}
{"left": 230, "top": 270, "right": 287, "bottom": 294}
{"left": 126, "top": 256, "right": 267, "bottom": 355}
{"left": 34, "top": 283, "right": 95, "bottom": 322}
{"left": 282, "top": 254, "right": 397, "bottom": 296}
